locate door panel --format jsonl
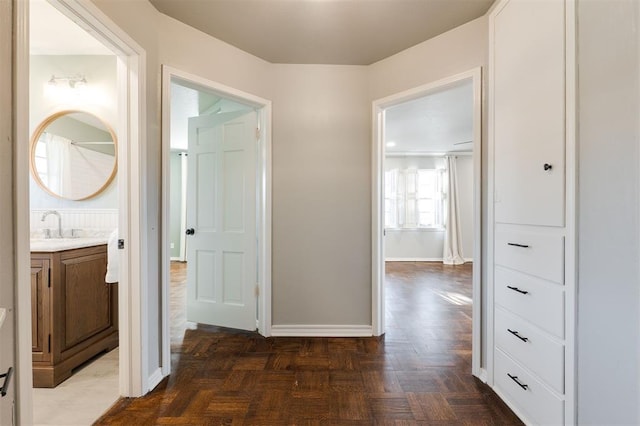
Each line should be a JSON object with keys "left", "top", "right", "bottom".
{"left": 186, "top": 110, "right": 258, "bottom": 331}
{"left": 493, "top": 0, "right": 566, "bottom": 227}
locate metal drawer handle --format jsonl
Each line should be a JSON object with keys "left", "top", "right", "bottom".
{"left": 507, "top": 285, "right": 529, "bottom": 295}
{"left": 507, "top": 242, "right": 530, "bottom": 248}
{"left": 507, "top": 373, "right": 529, "bottom": 390}
{"left": 507, "top": 328, "right": 529, "bottom": 342}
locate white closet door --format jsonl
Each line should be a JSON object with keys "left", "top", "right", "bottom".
{"left": 493, "top": 0, "right": 566, "bottom": 227}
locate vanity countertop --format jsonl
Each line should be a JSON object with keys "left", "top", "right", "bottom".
{"left": 30, "top": 237, "right": 109, "bottom": 252}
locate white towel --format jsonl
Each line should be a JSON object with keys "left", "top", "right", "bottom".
{"left": 105, "top": 228, "right": 119, "bottom": 283}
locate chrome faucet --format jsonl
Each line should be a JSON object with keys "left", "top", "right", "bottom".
{"left": 41, "top": 210, "right": 62, "bottom": 238}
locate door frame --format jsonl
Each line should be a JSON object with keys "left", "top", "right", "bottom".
{"left": 14, "top": 0, "right": 147, "bottom": 423}
{"left": 160, "top": 65, "right": 272, "bottom": 376}
{"left": 371, "top": 67, "right": 484, "bottom": 378}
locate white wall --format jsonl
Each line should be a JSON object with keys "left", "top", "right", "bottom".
{"left": 271, "top": 64, "right": 371, "bottom": 325}
{"left": 577, "top": 0, "right": 640, "bottom": 423}
{"left": 384, "top": 155, "right": 474, "bottom": 261}
{"left": 29, "top": 55, "right": 118, "bottom": 211}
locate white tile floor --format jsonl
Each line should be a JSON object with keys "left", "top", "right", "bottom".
{"left": 33, "top": 349, "right": 119, "bottom": 426}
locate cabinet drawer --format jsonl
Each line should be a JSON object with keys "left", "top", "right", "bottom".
{"left": 495, "top": 308, "right": 564, "bottom": 394}
{"left": 495, "top": 349, "right": 564, "bottom": 426}
{"left": 495, "top": 266, "right": 564, "bottom": 338}
{"left": 495, "top": 230, "right": 564, "bottom": 284}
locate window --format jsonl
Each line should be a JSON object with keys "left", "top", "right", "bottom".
{"left": 385, "top": 168, "right": 444, "bottom": 229}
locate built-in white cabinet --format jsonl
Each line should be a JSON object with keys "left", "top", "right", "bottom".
{"left": 493, "top": 0, "right": 566, "bottom": 227}
{"left": 490, "top": 0, "right": 575, "bottom": 424}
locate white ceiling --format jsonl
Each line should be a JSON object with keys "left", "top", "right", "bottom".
{"left": 149, "top": 0, "right": 494, "bottom": 65}
{"left": 30, "top": 0, "right": 113, "bottom": 55}
{"left": 385, "top": 80, "right": 473, "bottom": 154}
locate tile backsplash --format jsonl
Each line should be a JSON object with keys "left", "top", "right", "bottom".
{"left": 31, "top": 209, "right": 118, "bottom": 237}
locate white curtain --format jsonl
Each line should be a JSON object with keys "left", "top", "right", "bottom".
{"left": 443, "top": 155, "right": 465, "bottom": 265}
{"left": 45, "top": 132, "right": 72, "bottom": 195}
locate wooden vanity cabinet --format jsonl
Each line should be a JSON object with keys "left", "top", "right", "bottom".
{"left": 30, "top": 244, "right": 118, "bottom": 388}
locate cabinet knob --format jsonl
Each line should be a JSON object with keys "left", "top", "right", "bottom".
{"left": 544, "top": 163, "right": 553, "bottom": 171}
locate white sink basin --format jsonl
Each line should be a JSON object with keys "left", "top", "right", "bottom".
{"left": 30, "top": 237, "right": 108, "bottom": 252}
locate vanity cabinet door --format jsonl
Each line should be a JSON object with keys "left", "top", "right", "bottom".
{"left": 31, "top": 257, "right": 50, "bottom": 362}
{"left": 58, "top": 247, "right": 115, "bottom": 355}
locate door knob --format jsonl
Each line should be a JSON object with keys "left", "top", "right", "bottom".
{"left": 185, "top": 228, "right": 195, "bottom": 236}
{"left": 544, "top": 163, "right": 553, "bottom": 171}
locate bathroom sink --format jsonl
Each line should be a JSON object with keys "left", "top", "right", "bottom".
{"left": 30, "top": 237, "right": 109, "bottom": 252}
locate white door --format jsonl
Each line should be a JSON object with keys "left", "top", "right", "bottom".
{"left": 185, "top": 110, "right": 258, "bottom": 331}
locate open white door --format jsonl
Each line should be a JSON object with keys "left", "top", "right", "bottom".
{"left": 186, "top": 110, "right": 258, "bottom": 331}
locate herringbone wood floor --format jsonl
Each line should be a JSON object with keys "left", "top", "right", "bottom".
{"left": 95, "top": 262, "right": 522, "bottom": 425}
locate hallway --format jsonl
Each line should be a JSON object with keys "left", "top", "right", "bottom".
{"left": 96, "top": 262, "right": 521, "bottom": 425}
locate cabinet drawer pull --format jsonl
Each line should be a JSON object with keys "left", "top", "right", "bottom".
{"left": 507, "top": 328, "right": 529, "bottom": 342}
{"left": 507, "top": 373, "right": 529, "bottom": 390}
{"left": 506, "top": 285, "right": 529, "bottom": 295}
{"left": 507, "top": 242, "right": 530, "bottom": 248}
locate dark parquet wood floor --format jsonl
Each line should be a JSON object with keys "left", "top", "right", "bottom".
{"left": 95, "top": 262, "right": 522, "bottom": 425}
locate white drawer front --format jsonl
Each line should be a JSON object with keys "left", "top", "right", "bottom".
{"left": 495, "top": 308, "right": 564, "bottom": 394}
{"left": 495, "top": 230, "right": 564, "bottom": 284}
{"left": 495, "top": 349, "right": 564, "bottom": 426}
{"left": 495, "top": 266, "right": 564, "bottom": 338}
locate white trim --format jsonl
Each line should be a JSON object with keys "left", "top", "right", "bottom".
{"left": 14, "top": 1, "right": 33, "bottom": 424}
{"left": 179, "top": 152, "right": 188, "bottom": 261}
{"left": 371, "top": 68, "right": 483, "bottom": 373}
{"left": 146, "top": 367, "right": 164, "bottom": 392}
{"left": 486, "top": 0, "right": 504, "bottom": 388}
{"left": 564, "top": 0, "right": 577, "bottom": 424}
{"left": 170, "top": 257, "right": 183, "bottom": 262}
{"left": 160, "top": 66, "right": 273, "bottom": 379}
{"left": 470, "top": 68, "right": 483, "bottom": 380}
{"left": 271, "top": 325, "right": 373, "bottom": 337}
{"left": 477, "top": 368, "right": 489, "bottom": 383}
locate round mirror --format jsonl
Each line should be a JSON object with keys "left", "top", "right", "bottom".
{"left": 30, "top": 111, "right": 117, "bottom": 201}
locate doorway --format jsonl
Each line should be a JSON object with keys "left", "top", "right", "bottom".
{"left": 160, "top": 66, "right": 272, "bottom": 376}
{"left": 15, "top": 0, "right": 146, "bottom": 424}
{"left": 371, "top": 68, "right": 483, "bottom": 378}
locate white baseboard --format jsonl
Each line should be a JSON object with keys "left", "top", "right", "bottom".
{"left": 385, "top": 257, "right": 443, "bottom": 262}
{"left": 147, "top": 367, "right": 165, "bottom": 392}
{"left": 270, "top": 324, "right": 373, "bottom": 337}
{"left": 465, "top": 258, "right": 473, "bottom": 263}
{"left": 475, "top": 367, "right": 488, "bottom": 383}
{"left": 170, "top": 256, "right": 184, "bottom": 261}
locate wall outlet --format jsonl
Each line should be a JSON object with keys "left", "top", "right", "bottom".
{"left": 170, "top": 243, "right": 175, "bottom": 249}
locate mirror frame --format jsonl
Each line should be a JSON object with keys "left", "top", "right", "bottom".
{"left": 29, "top": 110, "right": 118, "bottom": 201}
